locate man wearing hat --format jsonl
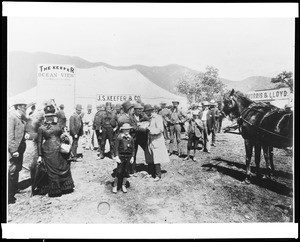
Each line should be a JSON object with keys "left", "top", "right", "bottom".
{"left": 8, "top": 99, "right": 30, "bottom": 204}
{"left": 117, "top": 101, "right": 135, "bottom": 128}
{"left": 69, "top": 104, "right": 84, "bottom": 161}
{"left": 93, "top": 104, "right": 104, "bottom": 155}
{"left": 56, "top": 104, "right": 67, "bottom": 129}
{"left": 158, "top": 101, "right": 171, "bottom": 140}
{"left": 130, "top": 103, "right": 149, "bottom": 174}
{"left": 209, "top": 100, "right": 218, "bottom": 147}
{"left": 199, "top": 100, "right": 215, "bottom": 153}
{"left": 169, "top": 100, "right": 186, "bottom": 156}
{"left": 83, "top": 104, "right": 94, "bottom": 150}
{"left": 99, "top": 102, "right": 118, "bottom": 159}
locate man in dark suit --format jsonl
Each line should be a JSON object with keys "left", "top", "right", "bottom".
{"left": 69, "top": 104, "right": 84, "bottom": 161}
{"left": 8, "top": 100, "right": 30, "bottom": 204}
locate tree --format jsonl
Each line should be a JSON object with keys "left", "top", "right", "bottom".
{"left": 176, "top": 66, "right": 226, "bottom": 104}
{"left": 271, "top": 71, "right": 293, "bottom": 92}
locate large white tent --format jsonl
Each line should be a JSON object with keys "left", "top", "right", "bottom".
{"left": 8, "top": 66, "right": 188, "bottom": 116}
{"left": 75, "top": 66, "right": 188, "bottom": 111}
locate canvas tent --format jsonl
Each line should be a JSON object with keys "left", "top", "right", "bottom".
{"left": 75, "top": 66, "right": 188, "bottom": 111}
{"left": 8, "top": 66, "right": 188, "bottom": 116}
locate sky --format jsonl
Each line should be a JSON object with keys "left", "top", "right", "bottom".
{"left": 7, "top": 14, "right": 295, "bottom": 81}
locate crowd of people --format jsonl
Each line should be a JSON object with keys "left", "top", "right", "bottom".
{"left": 8, "top": 98, "right": 225, "bottom": 203}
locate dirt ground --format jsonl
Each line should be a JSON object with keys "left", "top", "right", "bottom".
{"left": 7, "top": 119, "right": 294, "bottom": 224}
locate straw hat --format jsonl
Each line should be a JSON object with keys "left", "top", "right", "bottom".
{"left": 120, "top": 123, "right": 133, "bottom": 130}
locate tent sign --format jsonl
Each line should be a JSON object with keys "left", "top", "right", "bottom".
{"left": 246, "top": 87, "right": 290, "bottom": 101}
{"left": 37, "top": 64, "right": 75, "bottom": 117}
{"left": 96, "top": 94, "right": 141, "bottom": 103}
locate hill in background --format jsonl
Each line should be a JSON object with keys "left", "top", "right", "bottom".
{"left": 8, "top": 51, "right": 276, "bottom": 97}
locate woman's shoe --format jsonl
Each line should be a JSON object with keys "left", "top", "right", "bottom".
{"left": 121, "top": 185, "right": 127, "bottom": 193}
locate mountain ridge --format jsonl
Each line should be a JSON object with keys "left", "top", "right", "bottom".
{"left": 8, "top": 51, "right": 276, "bottom": 97}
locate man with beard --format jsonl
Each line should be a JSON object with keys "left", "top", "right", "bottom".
{"left": 8, "top": 99, "right": 30, "bottom": 204}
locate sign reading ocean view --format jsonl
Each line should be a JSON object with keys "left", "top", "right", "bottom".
{"left": 37, "top": 64, "right": 75, "bottom": 116}
{"left": 96, "top": 94, "right": 141, "bottom": 104}
{"left": 246, "top": 87, "right": 290, "bottom": 101}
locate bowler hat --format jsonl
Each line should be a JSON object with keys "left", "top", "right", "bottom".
{"left": 59, "top": 104, "right": 64, "bottom": 108}
{"left": 122, "top": 101, "right": 134, "bottom": 113}
{"left": 172, "top": 101, "right": 180, "bottom": 105}
{"left": 143, "top": 104, "right": 154, "bottom": 112}
{"left": 75, "top": 104, "right": 83, "bottom": 110}
{"left": 134, "top": 103, "right": 143, "bottom": 109}
{"left": 106, "top": 102, "right": 112, "bottom": 107}
{"left": 160, "top": 101, "right": 167, "bottom": 106}
{"left": 120, "top": 123, "right": 133, "bottom": 130}
{"left": 115, "top": 104, "right": 121, "bottom": 110}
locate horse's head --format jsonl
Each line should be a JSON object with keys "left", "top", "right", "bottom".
{"left": 222, "top": 89, "right": 241, "bottom": 119}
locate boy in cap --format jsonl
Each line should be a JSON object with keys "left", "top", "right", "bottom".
{"left": 8, "top": 99, "right": 30, "bottom": 203}
{"left": 69, "top": 104, "right": 84, "bottom": 161}
{"left": 112, "top": 123, "right": 135, "bottom": 193}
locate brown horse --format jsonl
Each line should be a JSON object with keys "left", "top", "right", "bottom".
{"left": 223, "top": 89, "right": 293, "bottom": 183}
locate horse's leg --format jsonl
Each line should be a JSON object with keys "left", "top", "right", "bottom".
{"left": 254, "top": 144, "right": 262, "bottom": 178}
{"left": 244, "top": 139, "right": 254, "bottom": 184}
{"left": 262, "top": 145, "right": 272, "bottom": 179}
{"left": 269, "top": 146, "right": 275, "bottom": 176}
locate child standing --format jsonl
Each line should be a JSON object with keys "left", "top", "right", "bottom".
{"left": 184, "top": 111, "right": 203, "bottom": 162}
{"left": 112, "top": 123, "right": 135, "bottom": 193}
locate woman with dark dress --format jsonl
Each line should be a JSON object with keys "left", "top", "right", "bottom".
{"left": 35, "top": 104, "right": 74, "bottom": 197}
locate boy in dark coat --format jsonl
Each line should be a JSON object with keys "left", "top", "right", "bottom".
{"left": 112, "top": 123, "right": 135, "bottom": 193}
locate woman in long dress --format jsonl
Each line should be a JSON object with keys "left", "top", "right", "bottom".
{"left": 35, "top": 104, "right": 74, "bottom": 197}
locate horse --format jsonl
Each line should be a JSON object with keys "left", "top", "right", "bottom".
{"left": 222, "top": 89, "right": 293, "bottom": 183}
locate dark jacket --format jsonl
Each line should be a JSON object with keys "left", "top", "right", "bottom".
{"left": 100, "top": 111, "right": 118, "bottom": 129}
{"left": 115, "top": 133, "right": 135, "bottom": 157}
{"left": 69, "top": 113, "right": 83, "bottom": 137}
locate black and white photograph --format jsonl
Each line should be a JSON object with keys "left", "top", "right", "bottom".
{"left": 2, "top": 2, "right": 298, "bottom": 239}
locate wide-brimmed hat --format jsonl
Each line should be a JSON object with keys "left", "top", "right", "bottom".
{"left": 122, "top": 101, "right": 134, "bottom": 112}
{"left": 134, "top": 103, "right": 143, "bottom": 109}
{"left": 75, "top": 104, "right": 83, "bottom": 110}
{"left": 210, "top": 99, "right": 217, "bottom": 106}
{"left": 11, "top": 98, "right": 27, "bottom": 107}
{"left": 143, "top": 104, "right": 154, "bottom": 112}
{"left": 202, "top": 101, "right": 210, "bottom": 106}
{"left": 120, "top": 123, "right": 133, "bottom": 130}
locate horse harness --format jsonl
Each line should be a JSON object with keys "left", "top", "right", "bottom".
{"left": 236, "top": 102, "right": 292, "bottom": 142}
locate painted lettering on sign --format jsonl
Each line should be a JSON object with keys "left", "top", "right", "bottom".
{"left": 96, "top": 94, "right": 141, "bottom": 103}
{"left": 246, "top": 88, "right": 290, "bottom": 101}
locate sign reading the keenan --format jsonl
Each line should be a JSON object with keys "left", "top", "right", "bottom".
{"left": 37, "top": 64, "right": 75, "bottom": 117}
{"left": 246, "top": 87, "right": 290, "bottom": 101}
{"left": 96, "top": 94, "right": 141, "bottom": 103}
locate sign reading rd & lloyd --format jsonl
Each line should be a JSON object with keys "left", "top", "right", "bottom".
{"left": 246, "top": 87, "right": 290, "bottom": 101}
{"left": 97, "top": 94, "right": 141, "bottom": 103}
